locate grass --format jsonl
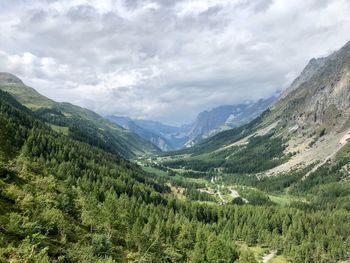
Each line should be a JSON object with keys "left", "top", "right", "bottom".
{"left": 146, "top": 162, "right": 307, "bottom": 208}
{"left": 269, "top": 255, "right": 289, "bottom": 263}
{"left": 236, "top": 242, "right": 290, "bottom": 263}
{"left": 268, "top": 194, "right": 293, "bottom": 207}
{"left": 142, "top": 166, "right": 169, "bottom": 177}
{"left": 49, "top": 124, "right": 69, "bottom": 135}
{"left": 141, "top": 165, "right": 209, "bottom": 185}
{"left": 0, "top": 84, "right": 54, "bottom": 109}
{"left": 235, "top": 242, "right": 268, "bottom": 261}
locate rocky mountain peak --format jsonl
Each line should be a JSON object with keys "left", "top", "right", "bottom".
{"left": 277, "top": 40, "right": 350, "bottom": 132}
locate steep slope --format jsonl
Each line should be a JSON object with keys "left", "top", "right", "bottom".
{"left": 0, "top": 73, "right": 159, "bottom": 159}
{"left": 163, "top": 40, "right": 350, "bottom": 176}
{"left": 185, "top": 97, "right": 275, "bottom": 146}
{"left": 280, "top": 57, "right": 328, "bottom": 98}
{"left": 185, "top": 105, "right": 248, "bottom": 145}
{"left": 133, "top": 119, "right": 190, "bottom": 149}
{"left": 108, "top": 97, "right": 275, "bottom": 151}
{"left": 1, "top": 89, "right": 349, "bottom": 263}
{"left": 107, "top": 115, "right": 190, "bottom": 151}
{"left": 106, "top": 115, "right": 176, "bottom": 151}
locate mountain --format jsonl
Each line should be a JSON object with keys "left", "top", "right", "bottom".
{"left": 106, "top": 115, "right": 178, "bottom": 151}
{"left": 0, "top": 77, "right": 349, "bottom": 263}
{"left": 0, "top": 73, "right": 159, "bottom": 159}
{"left": 280, "top": 57, "right": 328, "bottom": 98}
{"left": 0, "top": 87, "right": 227, "bottom": 262}
{"left": 163, "top": 40, "right": 350, "bottom": 176}
{"left": 107, "top": 97, "right": 275, "bottom": 151}
{"left": 184, "top": 97, "right": 276, "bottom": 146}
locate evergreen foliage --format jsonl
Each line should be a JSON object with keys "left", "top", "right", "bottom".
{"left": 0, "top": 90, "right": 350, "bottom": 262}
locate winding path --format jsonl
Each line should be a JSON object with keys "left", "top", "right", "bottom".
{"left": 217, "top": 186, "right": 225, "bottom": 204}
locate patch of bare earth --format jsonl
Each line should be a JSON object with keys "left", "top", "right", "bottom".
{"left": 266, "top": 129, "right": 350, "bottom": 176}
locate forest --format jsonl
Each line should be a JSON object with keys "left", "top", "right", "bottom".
{"left": 1, "top": 89, "right": 350, "bottom": 263}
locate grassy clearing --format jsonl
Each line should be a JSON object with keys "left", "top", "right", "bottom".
{"left": 269, "top": 255, "right": 289, "bottom": 263}
{"left": 235, "top": 242, "right": 268, "bottom": 261}
{"left": 268, "top": 194, "right": 293, "bottom": 207}
{"left": 143, "top": 164, "right": 305, "bottom": 208}
{"left": 236, "top": 242, "right": 290, "bottom": 263}
{"left": 141, "top": 165, "right": 209, "bottom": 186}
{"left": 49, "top": 124, "right": 69, "bottom": 135}
{"left": 142, "top": 166, "right": 168, "bottom": 177}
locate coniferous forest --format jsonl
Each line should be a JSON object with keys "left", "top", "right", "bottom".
{"left": 1, "top": 3, "right": 350, "bottom": 262}
{"left": 1, "top": 83, "right": 350, "bottom": 263}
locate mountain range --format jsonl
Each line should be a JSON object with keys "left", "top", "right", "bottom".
{"left": 0, "top": 41, "right": 350, "bottom": 263}
{"left": 163, "top": 40, "right": 350, "bottom": 177}
{"left": 107, "top": 96, "right": 276, "bottom": 151}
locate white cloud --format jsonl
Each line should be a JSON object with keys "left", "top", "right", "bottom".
{"left": 0, "top": 0, "right": 349, "bottom": 125}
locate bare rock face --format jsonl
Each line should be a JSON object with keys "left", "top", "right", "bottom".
{"left": 281, "top": 57, "right": 328, "bottom": 98}
{"left": 0, "top": 73, "right": 24, "bottom": 85}
{"left": 277, "top": 40, "right": 350, "bottom": 131}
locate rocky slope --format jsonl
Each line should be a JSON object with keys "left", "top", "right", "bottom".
{"left": 106, "top": 116, "right": 179, "bottom": 151}
{"left": 184, "top": 97, "right": 275, "bottom": 146}
{"left": 108, "top": 97, "right": 275, "bottom": 151}
{"left": 164, "top": 40, "right": 350, "bottom": 175}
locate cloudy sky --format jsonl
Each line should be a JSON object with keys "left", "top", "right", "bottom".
{"left": 0, "top": 0, "right": 349, "bottom": 125}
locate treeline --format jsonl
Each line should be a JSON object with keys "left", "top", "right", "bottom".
{"left": 222, "top": 133, "right": 290, "bottom": 173}
{"left": 34, "top": 106, "right": 137, "bottom": 158}
{"left": 164, "top": 133, "right": 290, "bottom": 174}
{"left": 222, "top": 167, "right": 310, "bottom": 193}
{"left": 1, "top": 90, "right": 350, "bottom": 262}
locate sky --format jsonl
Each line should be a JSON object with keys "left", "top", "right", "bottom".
{"left": 0, "top": 0, "right": 349, "bottom": 125}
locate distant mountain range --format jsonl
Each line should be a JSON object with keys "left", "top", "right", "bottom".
{"left": 107, "top": 97, "right": 276, "bottom": 151}
{"left": 163, "top": 40, "right": 350, "bottom": 176}
{"left": 106, "top": 116, "right": 188, "bottom": 151}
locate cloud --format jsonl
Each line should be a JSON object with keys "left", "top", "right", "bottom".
{"left": 0, "top": 0, "right": 349, "bottom": 125}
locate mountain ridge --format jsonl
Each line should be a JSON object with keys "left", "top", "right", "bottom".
{"left": 107, "top": 97, "right": 276, "bottom": 151}
{"left": 162, "top": 40, "right": 350, "bottom": 176}
{"left": 0, "top": 73, "right": 159, "bottom": 159}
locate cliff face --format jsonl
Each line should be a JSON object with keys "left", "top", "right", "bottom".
{"left": 277, "top": 41, "right": 350, "bottom": 131}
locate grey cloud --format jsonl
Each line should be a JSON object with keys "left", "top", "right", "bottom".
{"left": 0, "top": 0, "right": 349, "bottom": 125}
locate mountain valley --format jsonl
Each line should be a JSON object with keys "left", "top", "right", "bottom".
{"left": 0, "top": 35, "right": 350, "bottom": 263}
{"left": 107, "top": 97, "right": 275, "bottom": 151}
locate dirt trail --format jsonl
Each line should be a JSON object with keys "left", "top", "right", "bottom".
{"left": 262, "top": 250, "right": 276, "bottom": 263}
{"left": 229, "top": 189, "right": 239, "bottom": 198}
{"left": 217, "top": 186, "right": 225, "bottom": 204}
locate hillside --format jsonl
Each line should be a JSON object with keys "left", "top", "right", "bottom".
{"left": 184, "top": 97, "right": 276, "bottom": 146}
{"left": 0, "top": 73, "right": 159, "bottom": 159}
{"left": 1, "top": 83, "right": 349, "bottom": 262}
{"left": 162, "top": 40, "right": 350, "bottom": 177}
{"left": 106, "top": 116, "right": 181, "bottom": 151}
{"left": 107, "top": 97, "right": 275, "bottom": 151}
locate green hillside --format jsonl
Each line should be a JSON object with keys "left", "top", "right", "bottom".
{"left": 0, "top": 73, "right": 159, "bottom": 159}
{"left": 160, "top": 110, "right": 292, "bottom": 174}
{"left": 1, "top": 84, "right": 350, "bottom": 262}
